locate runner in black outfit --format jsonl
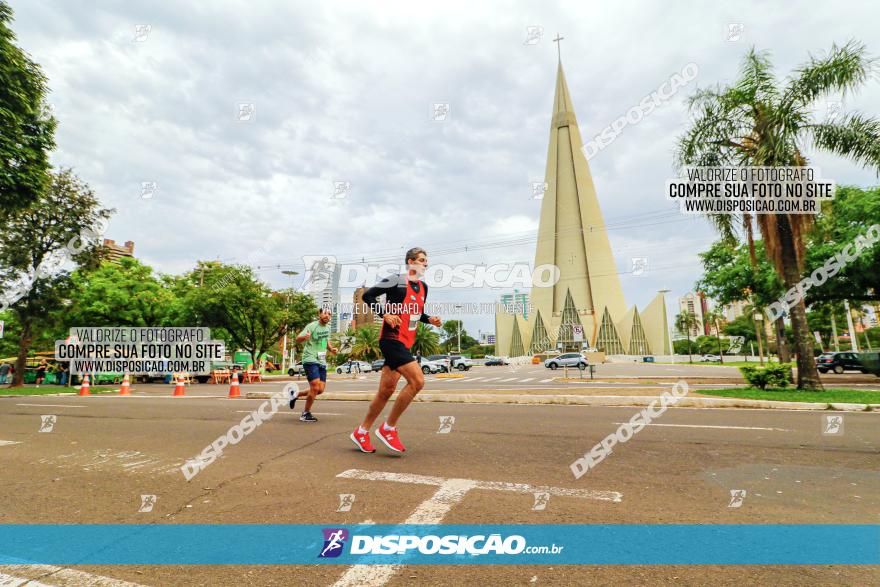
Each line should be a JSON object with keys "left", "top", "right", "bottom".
{"left": 349, "top": 247, "right": 442, "bottom": 453}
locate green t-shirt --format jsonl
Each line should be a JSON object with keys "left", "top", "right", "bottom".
{"left": 300, "top": 320, "right": 331, "bottom": 365}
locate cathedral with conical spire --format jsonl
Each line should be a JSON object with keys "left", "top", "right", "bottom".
{"left": 495, "top": 55, "right": 672, "bottom": 358}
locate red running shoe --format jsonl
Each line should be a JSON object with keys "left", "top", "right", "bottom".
{"left": 350, "top": 428, "right": 376, "bottom": 453}
{"left": 375, "top": 424, "right": 406, "bottom": 453}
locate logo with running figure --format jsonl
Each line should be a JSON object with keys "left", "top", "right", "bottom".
{"left": 300, "top": 256, "right": 337, "bottom": 293}
{"left": 822, "top": 414, "right": 844, "bottom": 435}
{"left": 319, "top": 528, "right": 349, "bottom": 558}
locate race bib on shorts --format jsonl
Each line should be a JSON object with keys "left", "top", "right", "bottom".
{"left": 318, "top": 351, "right": 326, "bottom": 363}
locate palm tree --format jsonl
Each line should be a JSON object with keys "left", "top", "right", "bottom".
{"left": 703, "top": 308, "right": 726, "bottom": 364}
{"left": 675, "top": 311, "right": 698, "bottom": 363}
{"left": 350, "top": 324, "right": 380, "bottom": 361}
{"left": 742, "top": 300, "right": 767, "bottom": 365}
{"left": 411, "top": 322, "right": 440, "bottom": 357}
{"left": 676, "top": 41, "right": 880, "bottom": 390}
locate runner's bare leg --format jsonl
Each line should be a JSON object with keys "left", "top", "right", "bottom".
{"left": 360, "top": 366, "right": 401, "bottom": 430}
{"left": 386, "top": 361, "right": 424, "bottom": 427}
{"left": 304, "top": 379, "right": 325, "bottom": 412}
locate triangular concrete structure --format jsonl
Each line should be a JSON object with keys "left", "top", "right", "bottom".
{"left": 618, "top": 306, "right": 651, "bottom": 355}
{"left": 596, "top": 306, "right": 625, "bottom": 354}
{"left": 642, "top": 291, "right": 673, "bottom": 355}
{"left": 495, "top": 57, "right": 667, "bottom": 358}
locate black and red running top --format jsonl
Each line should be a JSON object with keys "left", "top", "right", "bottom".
{"left": 361, "top": 274, "right": 432, "bottom": 349}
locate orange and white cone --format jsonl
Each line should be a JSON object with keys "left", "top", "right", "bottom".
{"left": 78, "top": 374, "right": 91, "bottom": 396}
{"left": 172, "top": 375, "right": 186, "bottom": 397}
{"left": 228, "top": 372, "right": 241, "bottom": 398}
{"left": 119, "top": 373, "right": 132, "bottom": 395}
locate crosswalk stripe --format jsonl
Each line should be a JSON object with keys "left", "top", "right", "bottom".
{"left": 497, "top": 377, "right": 518, "bottom": 382}
{"left": 482, "top": 377, "right": 499, "bottom": 382}
{"left": 519, "top": 378, "right": 535, "bottom": 382}
{"left": 540, "top": 378, "right": 555, "bottom": 382}
{"left": 467, "top": 377, "right": 483, "bottom": 382}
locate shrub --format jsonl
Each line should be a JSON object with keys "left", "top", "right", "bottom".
{"left": 739, "top": 363, "right": 792, "bottom": 390}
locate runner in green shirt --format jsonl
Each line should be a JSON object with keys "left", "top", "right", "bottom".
{"left": 290, "top": 307, "right": 337, "bottom": 422}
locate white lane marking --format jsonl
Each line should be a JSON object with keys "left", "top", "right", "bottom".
{"left": 332, "top": 469, "right": 620, "bottom": 587}
{"left": 481, "top": 377, "right": 500, "bottom": 382}
{"left": 519, "top": 378, "right": 535, "bottom": 383}
{"left": 332, "top": 480, "right": 474, "bottom": 587}
{"left": 497, "top": 377, "right": 519, "bottom": 382}
{"left": 0, "top": 565, "right": 146, "bottom": 586}
{"left": 466, "top": 377, "right": 484, "bottom": 382}
{"left": 336, "top": 469, "right": 621, "bottom": 501}
{"left": 0, "top": 440, "right": 21, "bottom": 446}
{"left": 540, "top": 378, "right": 555, "bottom": 382}
{"left": 15, "top": 404, "right": 86, "bottom": 408}
{"left": 611, "top": 422, "right": 792, "bottom": 431}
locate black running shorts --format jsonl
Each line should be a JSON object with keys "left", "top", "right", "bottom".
{"left": 379, "top": 339, "right": 416, "bottom": 371}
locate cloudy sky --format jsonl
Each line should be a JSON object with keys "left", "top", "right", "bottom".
{"left": 9, "top": 0, "right": 880, "bottom": 336}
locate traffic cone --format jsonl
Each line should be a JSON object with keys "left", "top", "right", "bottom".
{"left": 119, "top": 373, "right": 132, "bottom": 395}
{"left": 172, "top": 374, "right": 186, "bottom": 397}
{"left": 78, "top": 374, "right": 91, "bottom": 396}
{"left": 228, "top": 372, "right": 241, "bottom": 398}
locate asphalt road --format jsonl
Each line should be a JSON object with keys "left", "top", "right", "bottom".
{"left": 285, "top": 362, "right": 880, "bottom": 395}
{"left": 1, "top": 382, "right": 877, "bottom": 586}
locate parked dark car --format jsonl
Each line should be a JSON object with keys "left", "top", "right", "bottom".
{"left": 484, "top": 356, "right": 509, "bottom": 366}
{"left": 858, "top": 352, "right": 880, "bottom": 376}
{"left": 816, "top": 352, "right": 866, "bottom": 374}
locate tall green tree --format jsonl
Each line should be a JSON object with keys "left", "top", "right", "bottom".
{"left": 178, "top": 263, "right": 317, "bottom": 368}
{"left": 0, "top": 2, "right": 56, "bottom": 211}
{"left": 676, "top": 41, "right": 880, "bottom": 390}
{"left": 440, "top": 319, "right": 477, "bottom": 353}
{"left": 66, "top": 257, "right": 175, "bottom": 327}
{"left": 0, "top": 169, "right": 112, "bottom": 386}
{"left": 803, "top": 185, "right": 880, "bottom": 304}
{"left": 696, "top": 240, "right": 784, "bottom": 361}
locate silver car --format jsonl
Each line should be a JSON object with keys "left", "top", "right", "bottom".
{"left": 544, "top": 352, "right": 588, "bottom": 370}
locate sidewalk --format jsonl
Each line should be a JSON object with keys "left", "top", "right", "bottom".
{"left": 245, "top": 386, "right": 880, "bottom": 412}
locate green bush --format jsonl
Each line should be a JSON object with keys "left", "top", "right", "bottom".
{"left": 739, "top": 363, "right": 792, "bottom": 390}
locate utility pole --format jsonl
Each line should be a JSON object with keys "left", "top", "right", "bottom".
{"left": 280, "top": 270, "right": 299, "bottom": 373}
{"left": 456, "top": 304, "right": 462, "bottom": 354}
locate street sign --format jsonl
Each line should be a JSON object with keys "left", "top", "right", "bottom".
{"left": 572, "top": 324, "right": 584, "bottom": 342}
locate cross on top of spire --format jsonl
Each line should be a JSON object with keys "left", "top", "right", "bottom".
{"left": 553, "top": 33, "right": 564, "bottom": 61}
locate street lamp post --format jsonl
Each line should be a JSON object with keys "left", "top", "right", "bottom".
{"left": 281, "top": 270, "right": 299, "bottom": 373}
{"left": 455, "top": 304, "right": 462, "bottom": 354}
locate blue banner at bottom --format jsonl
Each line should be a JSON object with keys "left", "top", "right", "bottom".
{"left": 0, "top": 525, "right": 876, "bottom": 565}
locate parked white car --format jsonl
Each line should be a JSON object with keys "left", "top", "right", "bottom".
{"left": 417, "top": 357, "right": 445, "bottom": 374}
{"left": 336, "top": 360, "right": 373, "bottom": 374}
{"left": 544, "top": 352, "right": 588, "bottom": 370}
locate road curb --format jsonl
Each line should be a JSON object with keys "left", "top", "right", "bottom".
{"left": 318, "top": 392, "right": 874, "bottom": 411}
{"left": 829, "top": 402, "right": 871, "bottom": 412}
